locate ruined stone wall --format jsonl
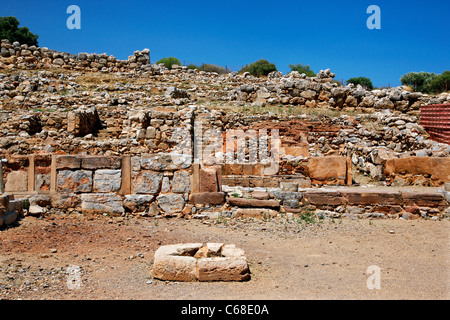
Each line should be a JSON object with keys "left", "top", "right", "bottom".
{"left": 229, "top": 70, "right": 450, "bottom": 113}
{"left": 2, "top": 153, "right": 193, "bottom": 217}
{"left": 0, "top": 39, "right": 150, "bottom": 72}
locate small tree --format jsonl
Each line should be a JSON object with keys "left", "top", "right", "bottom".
{"left": 241, "top": 59, "right": 277, "bottom": 77}
{"left": 0, "top": 16, "right": 39, "bottom": 46}
{"left": 400, "top": 72, "right": 437, "bottom": 93}
{"left": 429, "top": 71, "right": 450, "bottom": 93}
{"left": 346, "top": 77, "right": 374, "bottom": 90}
{"left": 187, "top": 64, "right": 200, "bottom": 70}
{"left": 288, "top": 63, "right": 316, "bottom": 77}
{"left": 199, "top": 63, "right": 226, "bottom": 74}
{"left": 156, "top": 57, "right": 181, "bottom": 69}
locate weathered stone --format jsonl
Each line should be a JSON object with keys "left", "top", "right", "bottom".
{"left": 53, "top": 193, "right": 81, "bottom": 210}
{"left": 156, "top": 194, "right": 185, "bottom": 214}
{"left": 152, "top": 243, "right": 249, "bottom": 282}
{"left": 35, "top": 174, "right": 51, "bottom": 191}
{"left": 29, "top": 194, "right": 52, "bottom": 207}
{"left": 81, "top": 156, "right": 121, "bottom": 170}
{"left": 303, "top": 190, "right": 343, "bottom": 206}
{"left": 384, "top": 157, "right": 450, "bottom": 182}
{"left": 199, "top": 167, "right": 219, "bottom": 192}
{"left": 227, "top": 197, "right": 280, "bottom": 209}
{"left": 133, "top": 171, "right": 163, "bottom": 194}
{"left": 140, "top": 153, "right": 192, "bottom": 171}
{"left": 3, "top": 211, "right": 18, "bottom": 225}
{"left": 5, "top": 171, "right": 28, "bottom": 192}
{"left": 160, "top": 177, "right": 170, "bottom": 193}
{"left": 0, "top": 194, "right": 11, "bottom": 217}
{"left": 269, "top": 191, "right": 300, "bottom": 202}
{"left": 374, "top": 97, "right": 395, "bottom": 109}
{"left": 402, "top": 192, "right": 446, "bottom": 207}
{"left": 28, "top": 205, "right": 46, "bottom": 216}
{"left": 80, "top": 193, "right": 124, "bottom": 215}
{"left": 197, "top": 256, "right": 250, "bottom": 282}
{"left": 152, "top": 243, "right": 202, "bottom": 281}
{"left": 307, "top": 156, "right": 347, "bottom": 185}
{"left": 123, "top": 194, "right": 154, "bottom": 212}
{"left": 251, "top": 191, "right": 269, "bottom": 200}
{"left": 57, "top": 170, "right": 93, "bottom": 193}
{"left": 280, "top": 182, "right": 299, "bottom": 192}
{"left": 342, "top": 190, "right": 403, "bottom": 206}
{"left": 93, "top": 170, "right": 121, "bottom": 193}
{"left": 56, "top": 155, "right": 81, "bottom": 169}
{"left": 189, "top": 192, "right": 226, "bottom": 205}
{"left": 172, "top": 170, "right": 191, "bottom": 193}
{"left": 166, "top": 86, "right": 190, "bottom": 99}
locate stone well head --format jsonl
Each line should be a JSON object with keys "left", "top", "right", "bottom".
{"left": 152, "top": 243, "right": 250, "bottom": 282}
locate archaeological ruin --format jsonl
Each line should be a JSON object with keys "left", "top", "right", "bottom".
{"left": 1, "top": 39, "right": 449, "bottom": 229}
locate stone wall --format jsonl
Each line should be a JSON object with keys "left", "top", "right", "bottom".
{"left": 0, "top": 39, "right": 150, "bottom": 72}
{"left": 227, "top": 70, "right": 450, "bottom": 114}
{"left": 2, "top": 153, "right": 193, "bottom": 217}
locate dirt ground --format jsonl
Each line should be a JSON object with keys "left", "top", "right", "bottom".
{"left": 0, "top": 213, "right": 449, "bottom": 300}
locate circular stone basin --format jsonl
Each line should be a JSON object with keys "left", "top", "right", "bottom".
{"left": 152, "top": 243, "right": 250, "bottom": 282}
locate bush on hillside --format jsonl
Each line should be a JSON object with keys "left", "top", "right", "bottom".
{"left": 241, "top": 59, "right": 277, "bottom": 77}
{"left": 429, "top": 71, "right": 450, "bottom": 93}
{"left": 288, "top": 63, "right": 316, "bottom": 77}
{"left": 346, "top": 77, "right": 374, "bottom": 90}
{"left": 156, "top": 57, "right": 181, "bottom": 69}
{"left": 400, "top": 72, "right": 437, "bottom": 93}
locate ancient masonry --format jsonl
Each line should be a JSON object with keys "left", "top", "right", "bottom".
{"left": 1, "top": 40, "right": 450, "bottom": 227}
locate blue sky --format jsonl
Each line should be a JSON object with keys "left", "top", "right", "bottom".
{"left": 1, "top": 0, "right": 449, "bottom": 87}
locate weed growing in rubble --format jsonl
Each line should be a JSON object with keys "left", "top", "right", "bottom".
{"left": 297, "top": 210, "right": 317, "bottom": 225}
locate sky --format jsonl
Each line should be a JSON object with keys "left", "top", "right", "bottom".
{"left": 1, "top": 0, "right": 449, "bottom": 87}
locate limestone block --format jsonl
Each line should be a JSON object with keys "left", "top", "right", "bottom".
{"left": 172, "top": 170, "right": 191, "bottom": 193}
{"left": 123, "top": 194, "right": 154, "bottom": 212}
{"left": 140, "top": 153, "right": 192, "bottom": 171}
{"left": 80, "top": 193, "right": 124, "bottom": 215}
{"left": 55, "top": 155, "right": 81, "bottom": 170}
{"left": 156, "top": 194, "right": 185, "bottom": 214}
{"left": 133, "top": 171, "right": 163, "bottom": 194}
{"left": 57, "top": 170, "right": 93, "bottom": 193}
{"left": 5, "top": 171, "right": 28, "bottom": 192}
{"left": 81, "top": 156, "right": 122, "bottom": 170}
{"left": 93, "top": 169, "right": 121, "bottom": 193}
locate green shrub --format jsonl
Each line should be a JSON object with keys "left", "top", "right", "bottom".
{"left": 429, "top": 71, "right": 450, "bottom": 93}
{"left": 156, "top": 57, "right": 181, "bottom": 69}
{"left": 346, "top": 77, "right": 374, "bottom": 90}
{"left": 0, "top": 16, "right": 39, "bottom": 46}
{"left": 187, "top": 64, "right": 200, "bottom": 70}
{"left": 199, "top": 63, "right": 226, "bottom": 74}
{"left": 400, "top": 71, "right": 437, "bottom": 93}
{"left": 241, "top": 59, "right": 277, "bottom": 77}
{"left": 289, "top": 63, "right": 316, "bottom": 77}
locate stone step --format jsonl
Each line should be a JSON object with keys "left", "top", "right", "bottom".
{"left": 227, "top": 197, "right": 280, "bottom": 209}
{"left": 303, "top": 188, "right": 448, "bottom": 208}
